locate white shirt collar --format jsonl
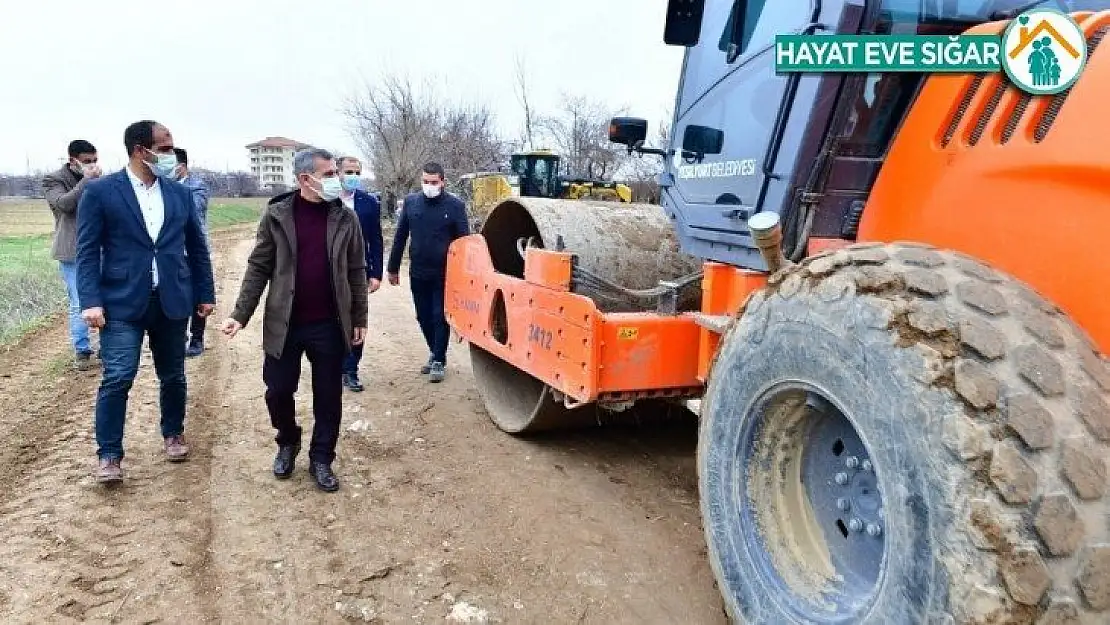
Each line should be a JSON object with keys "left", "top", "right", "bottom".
{"left": 125, "top": 162, "right": 160, "bottom": 190}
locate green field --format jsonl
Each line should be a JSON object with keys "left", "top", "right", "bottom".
{"left": 0, "top": 197, "right": 267, "bottom": 345}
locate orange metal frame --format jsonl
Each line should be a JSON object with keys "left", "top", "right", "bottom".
{"left": 445, "top": 237, "right": 765, "bottom": 405}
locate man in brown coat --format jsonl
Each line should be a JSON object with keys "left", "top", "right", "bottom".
{"left": 42, "top": 139, "right": 102, "bottom": 370}
{"left": 221, "top": 148, "right": 368, "bottom": 492}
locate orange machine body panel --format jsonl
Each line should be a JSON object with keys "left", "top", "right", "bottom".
{"left": 859, "top": 11, "right": 1110, "bottom": 353}
{"left": 697, "top": 264, "right": 768, "bottom": 382}
{"left": 445, "top": 237, "right": 764, "bottom": 404}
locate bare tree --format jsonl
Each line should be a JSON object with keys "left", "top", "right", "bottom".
{"left": 513, "top": 54, "right": 538, "bottom": 152}
{"left": 539, "top": 94, "right": 627, "bottom": 181}
{"left": 343, "top": 73, "right": 507, "bottom": 210}
{"left": 343, "top": 74, "right": 440, "bottom": 205}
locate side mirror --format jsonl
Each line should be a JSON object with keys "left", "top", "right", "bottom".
{"left": 682, "top": 125, "right": 724, "bottom": 156}
{"left": 664, "top": 0, "right": 705, "bottom": 46}
{"left": 609, "top": 117, "right": 648, "bottom": 147}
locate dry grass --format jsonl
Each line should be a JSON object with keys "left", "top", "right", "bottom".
{"left": 0, "top": 196, "right": 269, "bottom": 345}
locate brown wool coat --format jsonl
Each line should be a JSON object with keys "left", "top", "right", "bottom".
{"left": 230, "top": 191, "right": 368, "bottom": 358}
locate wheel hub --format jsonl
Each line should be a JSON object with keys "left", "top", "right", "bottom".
{"left": 738, "top": 385, "right": 888, "bottom": 621}
{"left": 801, "top": 395, "right": 885, "bottom": 602}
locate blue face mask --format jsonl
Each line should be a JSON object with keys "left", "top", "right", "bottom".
{"left": 341, "top": 174, "right": 361, "bottom": 192}
{"left": 145, "top": 149, "right": 178, "bottom": 177}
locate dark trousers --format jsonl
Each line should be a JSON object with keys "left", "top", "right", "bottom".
{"left": 188, "top": 311, "right": 206, "bottom": 344}
{"left": 263, "top": 320, "right": 346, "bottom": 464}
{"left": 95, "top": 291, "right": 188, "bottom": 460}
{"left": 411, "top": 275, "right": 449, "bottom": 364}
{"left": 343, "top": 342, "right": 363, "bottom": 375}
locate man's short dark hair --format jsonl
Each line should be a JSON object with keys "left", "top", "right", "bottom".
{"left": 123, "top": 120, "right": 158, "bottom": 156}
{"left": 174, "top": 147, "right": 188, "bottom": 166}
{"left": 67, "top": 140, "right": 96, "bottom": 158}
{"left": 422, "top": 162, "right": 445, "bottom": 180}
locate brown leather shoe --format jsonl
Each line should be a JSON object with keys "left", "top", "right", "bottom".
{"left": 164, "top": 435, "right": 189, "bottom": 462}
{"left": 95, "top": 458, "right": 122, "bottom": 483}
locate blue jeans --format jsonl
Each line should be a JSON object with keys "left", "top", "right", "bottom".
{"left": 58, "top": 261, "right": 92, "bottom": 355}
{"left": 343, "top": 342, "right": 363, "bottom": 375}
{"left": 94, "top": 292, "right": 188, "bottom": 460}
{"left": 410, "top": 275, "right": 448, "bottom": 364}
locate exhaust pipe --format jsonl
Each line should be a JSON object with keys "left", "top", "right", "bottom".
{"left": 748, "top": 211, "right": 792, "bottom": 274}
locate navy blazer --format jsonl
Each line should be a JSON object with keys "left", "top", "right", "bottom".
{"left": 352, "top": 189, "right": 384, "bottom": 281}
{"left": 75, "top": 168, "right": 215, "bottom": 322}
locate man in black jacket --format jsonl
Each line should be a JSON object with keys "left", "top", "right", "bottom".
{"left": 386, "top": 162, "right": 469, "bottom": 383}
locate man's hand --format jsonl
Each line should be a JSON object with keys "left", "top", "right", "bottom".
{"left": 221, "top": 318, "right": 242, "bottom": 338}
{"left": 84, "top": 164, "right": 103, "bottom": 179}
{"left": 173, "top": 164, "right": 186, "bottom": 180}
{"left": 196, "top": 303, "right": 214, "bottom": 318}
{"left": 368, "top": 278, "right": 381, "bottom": 293}
{"left": 81, "top": 307, "right": 105, "bottom": 329}
{"left": 387, "top": 273, "right": 399, "bottom": 286}
{"left": 352, "top": 327, "right": 367, "bottom": 346}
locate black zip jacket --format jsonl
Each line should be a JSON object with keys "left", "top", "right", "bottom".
{"left": 386, "top": 190, "right": 469, "bottom": 280}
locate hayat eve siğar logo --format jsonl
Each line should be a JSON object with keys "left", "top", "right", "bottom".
{"left": 1001, "top": 9, "right": 1088, "bottom": 95}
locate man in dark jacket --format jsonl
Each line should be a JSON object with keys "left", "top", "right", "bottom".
{"left": 337, "top": 156, "right": 383, "bottom": 392}
{"left": 172, "top": 147, "right": 212, "bottom": 357}
{"left": 76, "top": 120, "right": 215, "bottom": 483}
{"left": 221, "top": 147, "right": 368, "bottom": 492}
{"left": 386, "top": 162, "right": 469, "bottom": 383}
{"left": 42, "top": 139, "right": 102, "bottom": 370}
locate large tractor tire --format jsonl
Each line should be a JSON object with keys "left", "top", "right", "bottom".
{"left": 699, "top": 242, "right": 1110, "bottom": 624}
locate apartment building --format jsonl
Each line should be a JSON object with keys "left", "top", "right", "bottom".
{"left": 246, "top": 137, "right": 311, "bottom": 190}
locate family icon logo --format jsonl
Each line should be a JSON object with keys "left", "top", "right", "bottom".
{"left": 1001, "top": 9, "right": 1087, "bottom": 95}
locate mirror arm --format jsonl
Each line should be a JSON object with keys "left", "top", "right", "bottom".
{"left": 628, "top": 141, "right": 668, "bottom": 158}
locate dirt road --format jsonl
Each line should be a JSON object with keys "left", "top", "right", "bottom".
{"left": 0, "top": 226, "right": 725, "bottom": 624}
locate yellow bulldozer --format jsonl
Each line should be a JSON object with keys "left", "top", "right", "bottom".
{"left": 455, "top": 150, "right": 632, "bottom": 224}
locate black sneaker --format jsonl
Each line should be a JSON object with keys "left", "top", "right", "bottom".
{"left": 75, "top": 352, "right": 94, "bottom": 371}
{"left": 342, "top": 373, "right": 364, "bottom": 392}
{"left": 429, "top": 361, "right": 446, "bottom": 383}
{"left": 273, "top": 444, "right": 300, "bottom": 479}
{"left": 420, "top": 355, "right": 435, "bottom": 375}
{"left": 309, "top": 462, "right": 339, "bottom": 492}
{"left": 185, "top": 340, "right": 204, "bottom": 358}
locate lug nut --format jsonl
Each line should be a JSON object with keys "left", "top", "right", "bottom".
{"left": 866, "top": 523, "right": 882, "bottom": 537}
{"left": 849, "top": 518, "right": 864, "bottom": 533}
{"left": 836, "top": 498, "right": 850, "bottom": 511}
{"left": 862, "top": 459, "right": 873, "bottom": 472}
{"left": 835, "top": 472, "right": 849, "bottom": 486}
{"left": 845, "top": 456, "right": 859, "bottom": 469}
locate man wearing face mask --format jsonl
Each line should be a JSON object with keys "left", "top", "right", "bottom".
{"left": 386, "top": 162, "right": 469, "bottom": 383}
{"left": 337, "top": 156, "right": 383, "bottom": 392}
{"left": 42, "top": 139, "right": 102, "bottom": 371}
{"left": 75, "top": 120, "right": 215, "bottom": 483}
{"left": 172, "top": 148, "right": 211, "bottom": 357}
{"left": 221, "top": 148, "right": 368, "bottom": 492}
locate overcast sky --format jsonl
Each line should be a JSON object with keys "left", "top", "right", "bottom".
{"left": 0, "top": 0, "right": 683, "bottom": 174}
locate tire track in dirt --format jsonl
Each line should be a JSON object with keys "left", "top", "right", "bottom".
{"left": 0, "top": 227, "right": 247, "bottom": 624}
{"left": 198, "top": 233, "right": 725, "bottom": 624}
{"left": 0, "top": 222, "right": 725, "bottom": 623}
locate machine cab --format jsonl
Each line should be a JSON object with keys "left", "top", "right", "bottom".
{"left": 643, "top": 0, "right": 1069, "bottom": 271}
{"left": 510, "top": 150, "right": 563, "bottom": 199}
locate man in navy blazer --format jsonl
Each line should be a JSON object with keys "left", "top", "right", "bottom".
{"left": 75, "top": 120, "right": 215, "bottom": 483}
{"left": 337, "top": 156, "right": 383, "bottom": 392}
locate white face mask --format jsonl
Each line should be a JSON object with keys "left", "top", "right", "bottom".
{"left": 311, "top": 175, "right": 343, "bottom": 201}
{"left": 422, "top": 183, "right": 441, "bottom": 198}
{"left": 73, "top": 160, "right": 97, "bottom": 176}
